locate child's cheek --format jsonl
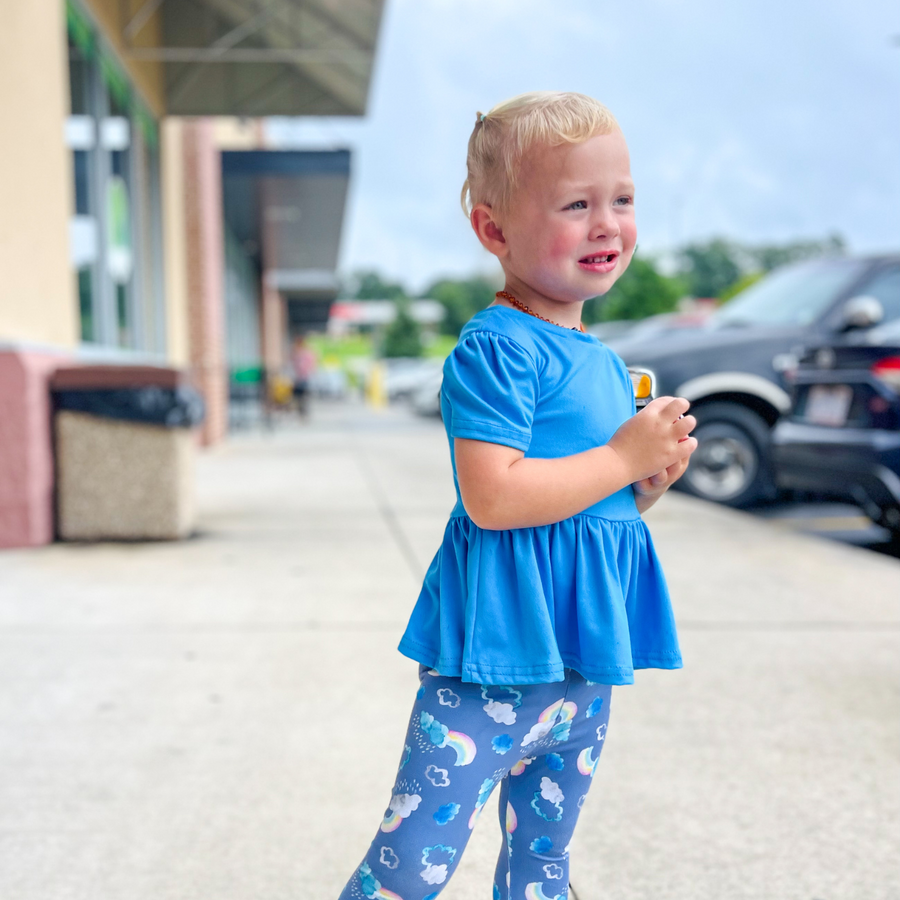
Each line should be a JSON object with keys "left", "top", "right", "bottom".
{"left": 621, "top": 217, "right": 638, "bottom": 255}
{"left": 548, "top": 227, "right": 580, "bottom": 261}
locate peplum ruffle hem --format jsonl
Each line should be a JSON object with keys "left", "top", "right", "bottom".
{"left": 398, "top": 510, "right": 682, "bottom": 686}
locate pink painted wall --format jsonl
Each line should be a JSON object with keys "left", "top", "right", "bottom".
{"left": 0, "top": 349, "right": 71, "bottom": 548}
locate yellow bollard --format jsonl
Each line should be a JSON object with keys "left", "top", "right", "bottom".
{"left": 367, "top": 360, "right": 387, "bottom": 409}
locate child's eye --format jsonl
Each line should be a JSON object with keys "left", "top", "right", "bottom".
{"left": 614, "top": 196, "right": 633, "bottom": 206}
{"left": 565, "top": 200, "right": 588, "bottom": 210}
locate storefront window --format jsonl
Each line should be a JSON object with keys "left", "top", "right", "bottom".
{"left": 65, "top": 1, "right": 164, "bottom": 356}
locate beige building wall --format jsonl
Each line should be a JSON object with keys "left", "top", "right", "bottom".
{"left": 161, "top": 119, "right": 190, "bottom": 367}
{"left": 0, "top": 1, "right": 77, "bottom": 347}
{"left": 213, "top": 118, "right": 266, "bottom": 150}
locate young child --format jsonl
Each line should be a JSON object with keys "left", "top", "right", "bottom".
{"left": 338, "top": 91, "right": 697, "bottom": 900}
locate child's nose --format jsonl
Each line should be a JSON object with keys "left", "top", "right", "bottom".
{"left": 590, "top": 210, "right": 619, "bottom": 240}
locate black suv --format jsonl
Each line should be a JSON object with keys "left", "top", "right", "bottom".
{"left": 610, "top": 255, "right": 900, "bottom": 507}
{"left": 772, "top": 319, "right": 900, "bottom": 539}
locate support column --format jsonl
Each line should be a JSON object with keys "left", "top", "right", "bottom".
{"left": 182, "top": 118, "right": 227, "bottom": 446}
{"left": 260, "top": 278, "right": 285, "bottom": 378}
{"left": 260, "top": 177, "right": 288, "bottom": 381}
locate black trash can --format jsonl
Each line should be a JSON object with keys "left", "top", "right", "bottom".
{"left": 50, "top": 365, "right": 204, "bottom": 540}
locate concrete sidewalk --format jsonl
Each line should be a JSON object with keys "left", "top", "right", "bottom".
{"left": 1, "top": 401, "right": 898, "bottom": 900}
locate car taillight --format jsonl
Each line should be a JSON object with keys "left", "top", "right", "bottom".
{"left": 871, "top": 356, "right": 900, "bottom": 392}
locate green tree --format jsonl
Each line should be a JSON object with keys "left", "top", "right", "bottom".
{"left": 382, "top": 301, "right": 423, "bottom": 358}
{"left": 679, "top": 239, "right": 742, "bottom": 298}
{"left": 352, "top": 270, "right": 408, "bottom": 301}
{"left": 424, "top": 277, "right": 498, "bottom": 336}
{"left": 750, "top": 233, "right": 846, "bottom": 272}
{"left": 583, "top": 256, "right": 685, "bottom": 323}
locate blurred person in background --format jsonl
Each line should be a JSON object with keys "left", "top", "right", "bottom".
{"left": 338, "top": 92, "right": 696, "bottom": 900}
{"left": 290, "top": 334, "right": 317, "bottom": 417}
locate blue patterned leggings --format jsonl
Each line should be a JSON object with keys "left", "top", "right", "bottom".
{"left": 338, "top": 666, "right": 612, "bottom": 900}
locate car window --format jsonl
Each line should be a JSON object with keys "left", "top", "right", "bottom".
{"left": 712, "top": 259, "right": 866, "bottom": 328}
{"left": 855, "top": 266, "right": 900, "bottom": 324}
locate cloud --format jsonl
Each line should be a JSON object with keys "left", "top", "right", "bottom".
{"left": 433, "top": 802, "right": 461, "bottom": 825}
{"left": 421, "top": 864, "right": 448, "bottom": 885}
{"left": 399, "top": 744, "right": 411, "bottom": 768}
{"left": 586, "top": 696, "right": 604, "bottom": 718}
{"left": 416, "top": 684, "right": 425, "bottom": 700}
{"left": 358, "top": 863, "right": 381, "bottom": 897}
{"left": 596, "top": 723, "right": 607, "bottom": 742}
{"left": 577, "top": 793, "right": 587, "bottom": 809}
{"left": 484, "top": 700, "right": 517, "bottom": 724}
{"left": 546, "top": 753, "right": 564, "bottom": 771}
{"left": 492, "top": 734, "right": 514, "bottom": 754}
{"left": 421, "top": 844, "right": 457, "bottom": 884}
{"left": 530, "top": 836, "right": 553, "bottom": 853}
{"left": 389, "top": 793, "right": 421, "bottom": 818}
{"left": 531, "top": 778, "right": 565, "bottom": 822}
{"left": 482, "top": 685, "right": 523, "bottom": 704}
{"left": 438, "top": 688, "right": 460, "bottom": 708}
{"left": 379, "top": 847, "right": 399, "bottom": 869}
{"left": 550, "top": 722, "right": 572, "bottom": 742}
{"left": 540, "top": 777, "right": 564, "bottom": 804}
{"left": 421, "top": 711, "right": 450, "bottom": 747}
{"left": 425, "top": 765, "right": 450, "bottom": 787}
{"left": 521, "top": 722, "right": 553, "bottom": 747}
{"left": 476, "top": 777, "right": 496, "bottom": 807}
{"left": 543, "top": 864, "right": 565, "bottom": 880}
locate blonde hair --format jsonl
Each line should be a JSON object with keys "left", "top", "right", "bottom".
{"left": 461, "top": 91, "right": 619, "bottom": 217}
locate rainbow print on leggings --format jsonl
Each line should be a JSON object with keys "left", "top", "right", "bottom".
{"left": 577, "top": 746, "right": 599, "bottom": 777}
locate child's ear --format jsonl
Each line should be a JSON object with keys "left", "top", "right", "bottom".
{"left": 470, "top": 204, "right": 508, "bottom": 258}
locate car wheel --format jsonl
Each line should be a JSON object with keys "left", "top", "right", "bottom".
{"left": 677, "top": 402, "right": 775, "bottom": 507}
{"left": 876, "top": 505, "right": 900, "bottom": 540}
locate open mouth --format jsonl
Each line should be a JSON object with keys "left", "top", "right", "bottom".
{"left": 580, "top": 252, "right": 618, "bottom": 264}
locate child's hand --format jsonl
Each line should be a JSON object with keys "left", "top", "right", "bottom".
{"left": 607, "top": 396, "right": 697, "bottom": 483}
{"left": 632, "top": 455, "right": 690, "bottom": 506}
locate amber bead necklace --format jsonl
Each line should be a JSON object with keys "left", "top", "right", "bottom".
{"left": 495, "top": 290, "right": 586, "bottom": 334}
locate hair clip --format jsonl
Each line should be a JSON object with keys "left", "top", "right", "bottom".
{"left": 477, "top": 112, "right": 486, "bottom": 123}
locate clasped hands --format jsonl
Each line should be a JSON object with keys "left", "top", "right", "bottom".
{"left": 607, "top": 396, "right": 698, "bottom": 509}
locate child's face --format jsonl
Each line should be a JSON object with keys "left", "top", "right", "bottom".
{"left": 498, "top": 131, "right": 636, "bottom": 306}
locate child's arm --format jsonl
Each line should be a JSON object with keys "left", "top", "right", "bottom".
{"left": 456, "top": 396, "right": 696, "bottom": 530}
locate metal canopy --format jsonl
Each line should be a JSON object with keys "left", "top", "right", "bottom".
{"left": 222, "top": 150, "right": 350, "bottom": 329}
{"left": 122, "top": 0, "right": 385, "bottom": 116}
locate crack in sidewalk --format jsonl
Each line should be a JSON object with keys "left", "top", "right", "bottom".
{"left": 353, "top": 445, "right": 425, "bottom": 584}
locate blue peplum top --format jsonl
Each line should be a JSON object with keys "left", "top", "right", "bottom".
{"left": 397, "top": 305, "right": 682, "bottom": 685}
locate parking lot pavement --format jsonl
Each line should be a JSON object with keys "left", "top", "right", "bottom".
{"left": 752, "top": 499, "right": 900, "bottom": 559}
{"left": 0, "top": 400, "right": 898, "bottom": 900}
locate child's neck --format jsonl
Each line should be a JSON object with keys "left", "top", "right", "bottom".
{"left": 495, "top": 279, "right": 585, "bottom": 331}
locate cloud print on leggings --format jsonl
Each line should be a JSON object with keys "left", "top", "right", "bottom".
{"left": 481, "top": 685, "right": 523, "bottom": 724}
{"left": 380, "top": 792, "right": 421, "bottom": 832}
{"left": 433, "top": 802, "right": 461, "bottom": 825}
{"left": 378, "top": 847, "right": 399, "bottom": 869}
{"left": 425, "top": 765, "right": 450, "bottom": 787}
{"left": 437, "top": 688, "right": 460, "bottom": 708}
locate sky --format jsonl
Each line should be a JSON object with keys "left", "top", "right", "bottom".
{"left": 267, "top": 0, "right": 900, "bottom": 293}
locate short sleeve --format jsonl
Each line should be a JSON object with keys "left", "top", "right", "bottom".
{"left": 615, "top": 355, "right": 637, "bottom": 416}
{"left": 443, "top": 331, "right": 539, "bottom": 451}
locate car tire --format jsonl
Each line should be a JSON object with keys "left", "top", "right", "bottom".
{"left": 875, "top": 505, "right": 900, "bottom": 542}
{"left": 676, "top": 402, "right": 775, "bottom": 507}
